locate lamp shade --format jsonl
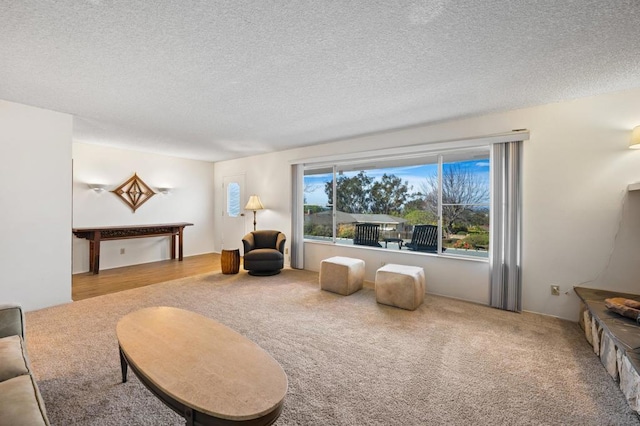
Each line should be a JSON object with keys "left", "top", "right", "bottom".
{"left": 631, "top": 126, "right": 640, "bottom": 149}
{"left": 245, "top": 195, "right": 264, "bottom": 211}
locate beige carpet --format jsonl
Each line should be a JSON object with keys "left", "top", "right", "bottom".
{"left": 25, "top": 269, "right": 639, "bottom": 425}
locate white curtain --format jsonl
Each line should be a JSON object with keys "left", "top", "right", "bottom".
{"left": 290, "top": 164, "right": 304, "bottom": 269}
{"left": 490, "top": 141, "right": 523, "bottom": 312}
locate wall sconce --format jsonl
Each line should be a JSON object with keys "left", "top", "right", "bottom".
{"left": 88, "top": 183, "right": 108, "bottom": 193}
{"left": 630, "top": 126, "right": 640, "bottom": 149}
{"left": 156, "top": 187, "right": 172, "bottom": 195}
{"left": 244, "top": 195, "right": 264, "bottom": 231}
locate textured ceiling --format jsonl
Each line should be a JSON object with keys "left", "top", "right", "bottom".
{"left": 1, "top": 1, "right": 639, "bottom": 162}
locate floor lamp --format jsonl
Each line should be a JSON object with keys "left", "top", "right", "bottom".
{"left": 245, "top": 195, "right": 264, "bottom": 231}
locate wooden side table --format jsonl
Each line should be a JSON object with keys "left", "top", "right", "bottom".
{"left": 221, "top": 249, "right": 240, "bottom": 274}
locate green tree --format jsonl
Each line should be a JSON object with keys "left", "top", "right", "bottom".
{"left": 403, "top": 209, "right": 437, "bottom": 225}
{"left": 324, "top": 171, "right": 373, "bottom": 213}
{"left": 403, "top": 197, "right": 425, "bottom": 212}
{"left": 370, "top": 174, "right": 412, "bottom": 215}
{"left": 325, "top": 171, "right": 413, "bottom": 215}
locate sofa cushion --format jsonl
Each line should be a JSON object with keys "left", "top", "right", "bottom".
{"left": 0, "top": 375, "right": 49, "bottom": 426}
{"left": 0, "top": 335, "right": 29, "bottom": 382}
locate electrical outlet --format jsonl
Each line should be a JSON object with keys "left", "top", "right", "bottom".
{"left": 120, "top": 248, "right": 125, "bottom": 255}
{"left": 551, "top": 285, "right": 560, "bottom": 296}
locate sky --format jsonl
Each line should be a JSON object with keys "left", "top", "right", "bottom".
{"left": 304, "top": 159, "right": 490, "bottom": 207}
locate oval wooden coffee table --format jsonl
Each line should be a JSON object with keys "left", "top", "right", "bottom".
{"left": 116, "top": 307, "right": 287, "bottom": 426}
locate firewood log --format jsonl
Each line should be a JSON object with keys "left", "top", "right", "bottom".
{"left": 623, "top": 299, "right": 640, "bottom": 309}
{"left": 605, "top": 297, "right": 640, "bottom": 320}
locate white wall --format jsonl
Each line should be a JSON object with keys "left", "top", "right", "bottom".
{"left": 0, "top": 100, "right": 72, "bottom": 311}
{"left": 214, "top": 88, "right": 640, "bottom": 321}
{"left": 72, "top": 142, "right": 215, "bottom": 273}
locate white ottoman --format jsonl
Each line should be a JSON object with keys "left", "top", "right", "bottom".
{"left": 375, "top": 264, "right": 425, "bottom": 310}
{"left": 319, "top": 256, "right": 365, "bottom": 296}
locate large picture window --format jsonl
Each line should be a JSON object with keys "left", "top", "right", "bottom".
{"left": 303, "top": 147, "right": 490, "bottom": 259}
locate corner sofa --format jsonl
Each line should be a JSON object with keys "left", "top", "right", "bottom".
{"left": 0, "top": 304, "right": 50, "bottom": 425}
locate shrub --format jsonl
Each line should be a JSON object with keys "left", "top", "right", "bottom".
{"left": 304, "top": 223, "right": 331, "bottom": 237}
{"left": 337, "top": 224, "right": 355, "bottom": 239}
{"left": 453, "top": 232, "right": 489, "bottom": 250}
{"left": 468, "top": 225, "right": 488, "bottom": 234}
{"left": 451, "top": 225, "right": 468, "bottom": 234}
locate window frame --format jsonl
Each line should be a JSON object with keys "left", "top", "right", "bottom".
{"left": 293, "top": 130, "right": 528, "bottom": 266}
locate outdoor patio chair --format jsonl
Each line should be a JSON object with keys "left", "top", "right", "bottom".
{"left": 404, "top": 224, "right": 444, "bottom": 253}
{"left": 353, "top": 223, "right": 382, "bottom": 247}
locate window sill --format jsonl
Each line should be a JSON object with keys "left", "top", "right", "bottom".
{"left": 303, "top": 239, "right": 489, "bottom": 263}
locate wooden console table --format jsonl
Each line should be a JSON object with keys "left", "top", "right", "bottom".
{"left": 72, "top": 223, "right": 193, "bottom": 274}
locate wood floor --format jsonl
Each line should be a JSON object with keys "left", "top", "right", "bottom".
{"left": 72, "top": 253, "right": 221, "bottom": 301}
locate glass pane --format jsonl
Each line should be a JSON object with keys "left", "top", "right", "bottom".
{"left": 227, "top": 182, "right": 240, "bottom": 217}
{"left": 440, "top": 150, "right": 490, "bottom": 258}
{"left": 303, "top": 170, "right": 333, "bottom": 241}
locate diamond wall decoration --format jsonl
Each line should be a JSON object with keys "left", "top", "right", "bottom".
{"left": 111, "top": 173, "right": 156, "bottom": 212}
